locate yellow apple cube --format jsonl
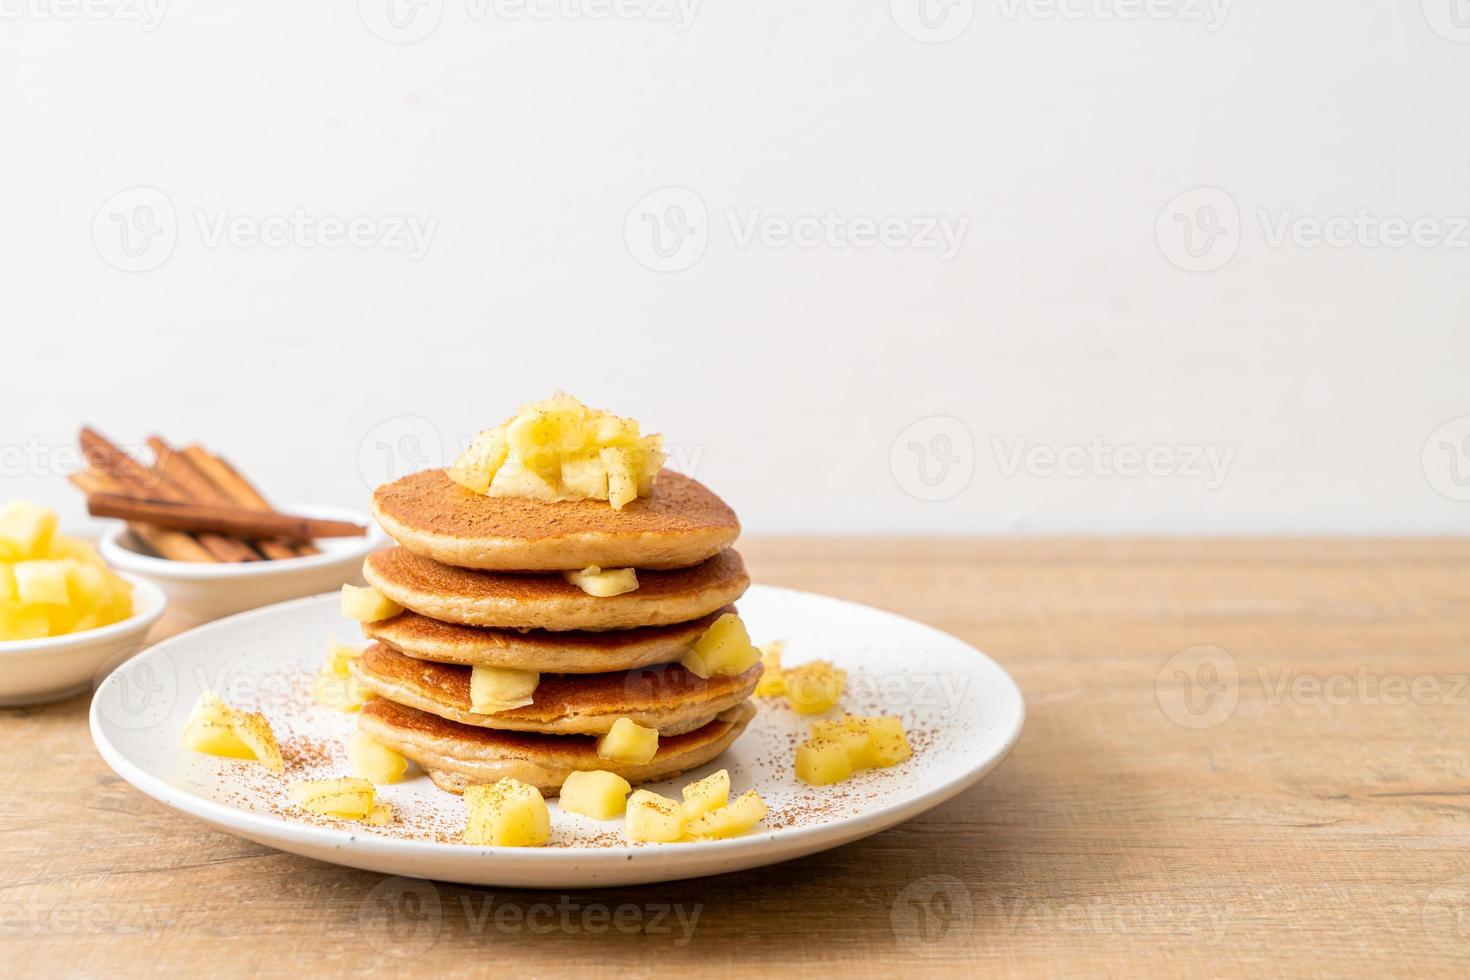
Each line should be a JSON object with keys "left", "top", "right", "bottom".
{"left": 597, "top": 717, "right": 659, "bottom": 764}
{"left": 447, "top": 428, "right": 509, "bottom": 494}
{"left": 13, "top": 560, "right": 69, "bottom": 606}
{"left": 289, "top": 778, "right": 376, "bottom": 819}
{"left": 625, "top": 789, "right": 686, "bottom": 842}
{"left": 348, "top": 730, "right": 408, "bottom": 784}
{"left": 313, "top": 671, "right": 366, "bottom": 712}
{"left": 230, "top": 709, "right": 284, "bottom": 772}
{"left": 0, "top": 500, "right": 57, "bottom": 559}
{"left": 845, "top": 715, "right": 913, "bottom": 767}
{"left": 469, "top": 665, "right": 539, "bottom": 714}
{"left": 341, "top": 584, "right": 402, "bottom": 623}
{"left": 180, "top": 717, "right": 255, "bottom": 760}
{"left": 754, "top": 642, "right": 786, "bottom": 696}
{"left": 464, "top": 778, "right": 550, "bottom": 847}
{"left": 179, "top": 692, "right": 283, "bottom": 770}
{"left": 559, "top": 770, "right": 633, "bottom": 820}
{"left": 367, "top": 802, "right": 394, "bottom": 827}
{"left": 682, "top": 613, "right": 761, "bottom": 679}
{"left": 324, "top": 641, "right": 362, "bottom": 678}
{"left": 795, "top": 737, "right": 855, "bottom": 785}
{"left": 562, "top": 565, "right": 638, "bottom": 597}
{"left": 560, "top": 452, "right": 609, "bottom": 499}
{"left": 601, "top": 447, "right": 640, "bottom": 510}
{"left": 684, "top": 789, "right": 768, "bottom": 839}
{"left": 681, "top": 769, "right": 730, "bottom": 819}
{"left": 784, "top": 661, "right": 846, "bottom": 714}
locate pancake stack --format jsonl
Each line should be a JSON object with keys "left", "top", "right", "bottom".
{"left": 350, "top": 467, "right": 759, "bottom": 795}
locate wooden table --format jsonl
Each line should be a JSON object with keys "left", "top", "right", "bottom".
{"left": 3, "top": 538, "right": 1467, "bottom": 977}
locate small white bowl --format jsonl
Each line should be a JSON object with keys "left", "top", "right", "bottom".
{"left": 100, "top": 503, "right": 384, "bottom": 625}
{"left": 0, "top": 572, "right": 166, "bottom": 706}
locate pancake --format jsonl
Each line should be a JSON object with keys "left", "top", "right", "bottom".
{"left": 371, "top": 468, "right": 740, "bottom": 571}
{"left": 350, "top": 641, "right": 761, "bottom": 736}
{"left": 358, "top": 696, "right": 758, "bottom": 795}
{"left": 362, "top": 547, "right": 749, "bottom": 631}
{"left": 362, "top": 607, "right": 734, "bottom": 672}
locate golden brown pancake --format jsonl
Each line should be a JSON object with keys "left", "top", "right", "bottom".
{"left": 358, "top": 696, "right": 757, "bottom": 795}
{"left": 372, "top": 468, "right": 740, "bottom": 572}
{"left": 350, "top": 641, "right": 761, "bottom": 736}
{"left": 362, "top": 607, "right": 734, "bottom": 672}
{"left": 362, "top": 547, "right": 749, "bottom": 631}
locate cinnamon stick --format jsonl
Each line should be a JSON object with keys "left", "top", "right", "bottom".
{"left": 181, "top": 445, "right": 319, "bottom": 558}
{"left": 85, "top": 493, "right": 367, "bottom": 542}
{"left": 79, "top": 428, "right": 260, "bottom": 563}
{"left": 68, "top": 470, "right": 217, "bottom": 563}
{"left": 148, "top": 437, "right": 299, "bottom": 561}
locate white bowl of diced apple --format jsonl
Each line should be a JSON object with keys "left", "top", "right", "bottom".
{"left": 0, "top": 501, "right": 168, "bottom": 706}
{"left": 99, "top": 504, "right": 384, "bottom": 625}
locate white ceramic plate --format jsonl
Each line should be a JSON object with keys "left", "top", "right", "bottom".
{"left": 90, "top": 585, "right": 1024, "bottom": 888}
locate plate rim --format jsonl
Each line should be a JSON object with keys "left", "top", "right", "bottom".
{"left": 89, "top": 584, "right": 1025, "bottom": 869}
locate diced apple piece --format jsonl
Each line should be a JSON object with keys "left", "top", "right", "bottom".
{"left": 366, "top": 802, "right": 393, "bottom": 826}
{"left": 560, "top": 453, "right": 609, "bottom": 499}
{"left": 341, "top": 584, "right": 402, "bottom": 623}
{"left": 682, "top": 613, "right": 761, "bottom": 679}
{"left": 448, "top": 428, "right": 509, "bottom": 494}
{"left": 845, "top": 714, "right": 913, "bottom": 767}
{"left": 681, "top": 769, "right": 730, "bottom": 819}
{"left": 795, "top": 737, "right": 855, "bottom": 785}
{"left": 45, "top": 535, "right": 103, "bottom": 566}
{"left": 349, "top": 730, "right": 408, "bottom": 784}
{"left": 180, "top": 693, "right": 254, "bottom": 759}
{"left": 180, "top": 717, "right": 255, "bottom": 760}
{"left": 179, "top": 692, "right": 283, "bottom": 770}
{"left": 601, "top": 447, "right": 640, "bottom": 510}
{"left": 324, "top": 641, "right": 362, "bottom": 678}
{"left": 597, "top": 717, "right": 659, "bottom": 764}
{"left": 634, "top": 436, "right": 665, "bottom": 496}
{"left": 562, "top": 565, "right": 638, "bottom": 598}
{"left": 560, "top": 770, "right": 633, "bottom": 820}
{"left": 784, "top": 661, "right": 846, "bottom": 714}
{"left": 464, "top": 779, "right": 550, "bottom": 847}
{"left": 230, "top": 709, "right": 284, "bottom": 772}
{"left": 289, "top": 778, "right": 376, "bottom": 819}
{"left": 625, "top": 789, "right": 685, "bottom": 842}
{"left": 313, "top": 671, "right": 366, "bottom": 712}
{"left": 469, "top": 665, "right": 539, "bottom": 714}
{"left": 684, "top": 789, "right": 768, "bottom": 839}
{"left": 754, "top": 642, "right": 786, "bottom": 696}
{"left": 13, "top": 560, "right": 69, "bottom": 606}
{"left": 0, "top": 500, "right": 57, "bottom": 560}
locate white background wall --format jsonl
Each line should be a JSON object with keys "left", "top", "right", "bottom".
{"left": 3, "top": 1, "right": 1468, "bottom": 535}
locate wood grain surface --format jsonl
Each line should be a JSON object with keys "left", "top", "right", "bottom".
{"left": 2, "top": 537, "right": 1467, "bottom": 977}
